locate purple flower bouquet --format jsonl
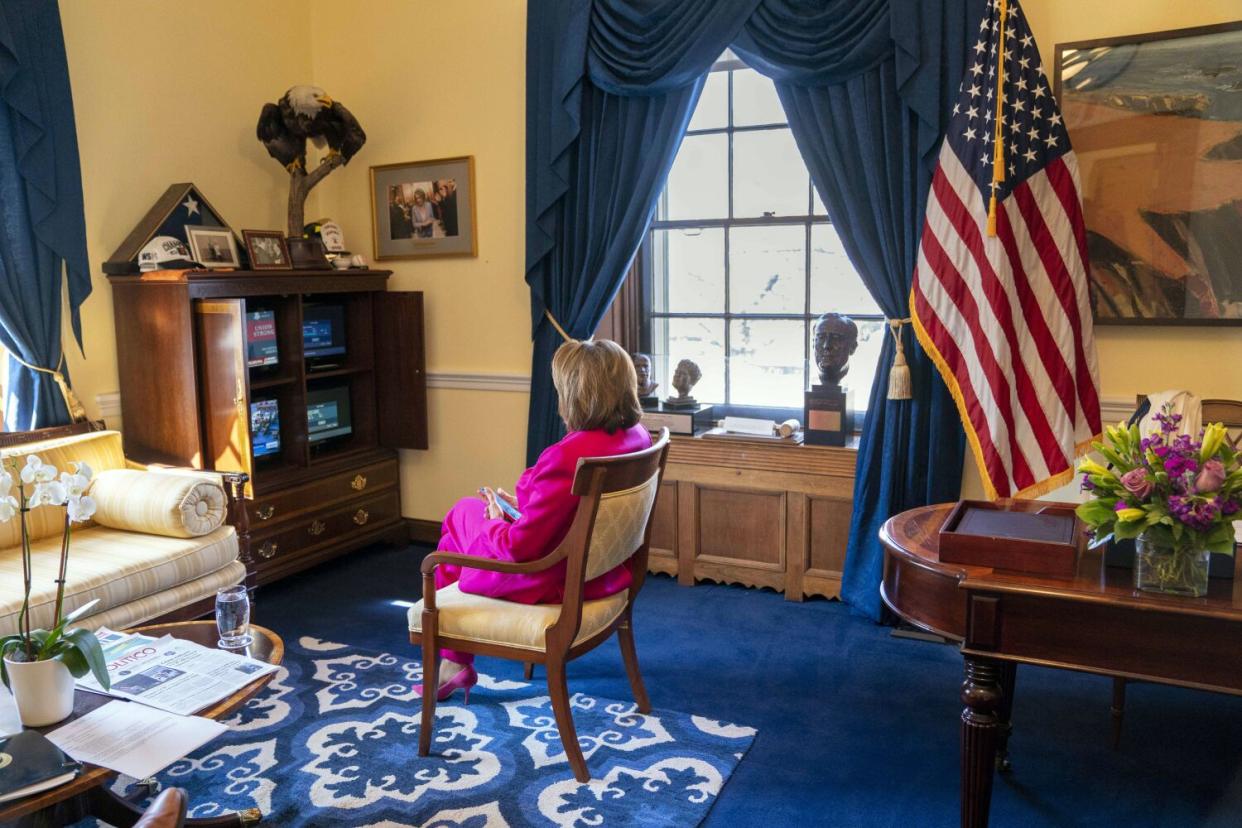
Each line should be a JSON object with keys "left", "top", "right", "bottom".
{"left": 1076, "top": 407, "right": 1240, "bottom": 596}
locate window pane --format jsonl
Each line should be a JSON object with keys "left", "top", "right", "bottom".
{"left": 812, "top": 184, "right": 827, "bottom": 216}
{"left": 655, "top": 317, "right": 725, "bottom": 405}
{"left": 732, "top": 68, "right": 786, "bottom": 127}
{"left": 651, "top": 228, "right": 724, "bottom": 313}
{"left": 663, "top": 133, "right": 728, "bottom": 220}
{"left": 810, "top": 224, "right": 880, "bottom": 316}
{"left": 688, "top": 71, "right": 728, "bottom": 131}
{"left": 730, "top": 319, "right": 806, "bottom": 407}
{"left": 732, "top": 129, "right": 809, "bottom": 218}
{"left": 837, "top": 319, "right": 885, "bottom": 411}
{"left": 729, "top": 225, "right": 806, "bottom": 314}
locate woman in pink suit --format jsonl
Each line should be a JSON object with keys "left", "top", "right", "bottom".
{"left": 421, "top": 339, "right": 651, "bottom": 700}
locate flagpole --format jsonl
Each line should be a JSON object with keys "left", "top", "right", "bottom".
{"left": 986, "top": 0, "right": 1008, "bottom": 237}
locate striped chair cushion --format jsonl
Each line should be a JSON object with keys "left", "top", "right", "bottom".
{"left": 0, "top": 524, "right": 238, "bottom": 636}
{"left": 0, "top": 431, "right": 127, "bottom": 548}
{"left": 90, "top": 469, "right": 227, "bottom": 538}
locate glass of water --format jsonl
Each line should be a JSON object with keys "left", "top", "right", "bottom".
{"left": 216, "top": 585, "right": 253, "bottom": 649}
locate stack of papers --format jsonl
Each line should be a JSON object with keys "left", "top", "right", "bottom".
{"left": 80, "top": 628, "right": 277, "bottom": 716}
{"left": 35, "top": 628, "right": 278, "bottom": 784}
{"left": 721, "top": 416, "right": 777, "bottom": 436}
{"left": 47, "top": 702, "right": 226, "bottom": 780}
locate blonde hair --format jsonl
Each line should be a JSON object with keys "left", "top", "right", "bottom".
{"left": 551, "top": 339, "right": 642, "bottom": 433}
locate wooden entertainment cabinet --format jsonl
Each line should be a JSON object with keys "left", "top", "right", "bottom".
{"left": 109, "top": 269, "right": 427, "bottom": 585}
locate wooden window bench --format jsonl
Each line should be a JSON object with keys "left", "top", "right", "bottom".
{"left": 647, "top": 433, "right": 857, "bottom": 601}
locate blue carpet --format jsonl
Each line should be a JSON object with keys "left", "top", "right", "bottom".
{"left": 241, "top": 542, "right": 1242, "bottom": 827}
{"left": 110, "top": 636, "right": 753, "bottom": 826}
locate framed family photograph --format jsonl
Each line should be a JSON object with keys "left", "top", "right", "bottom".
{"left": 1054, "top": 21, "right": 1242, "bottom": 325}
{"left": 370, "top": 155, "right": 477, "bottom": 260}
{"left": 185, "top": 225, "right": 241, "bottom": 269}
{"left": 242, "top": 230, "right": 292, "bottom": 271}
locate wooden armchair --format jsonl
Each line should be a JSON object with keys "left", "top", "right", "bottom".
{"left": 409, "top": 429, "right": 670, "bottom": 782}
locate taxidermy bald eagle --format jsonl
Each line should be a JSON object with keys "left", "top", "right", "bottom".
{"left": 256, "top": 85, "right": 366, "bottom": 172}
{"left": 257, "top": 85, "right": 366, "bottom": 236}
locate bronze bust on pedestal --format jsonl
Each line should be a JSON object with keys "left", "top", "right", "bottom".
{"left": 813, "top": 313, "right": 859, "bottom": 388}
{"left": 806, "top": 313, "right": 858, "bottom": 446}
{"left": 664, "top": 359, "right": 702, "bottom": 410}
{"left": 631, "top": 352, "right": 659, "bottom": 404}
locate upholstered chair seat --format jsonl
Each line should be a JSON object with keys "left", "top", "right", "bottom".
{"left": 408, "top": 584, "right": 628, "bottom": 652}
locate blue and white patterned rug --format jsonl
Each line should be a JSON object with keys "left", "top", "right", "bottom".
{"left": 109, "top": 636, "right": 755, "bottom": 827}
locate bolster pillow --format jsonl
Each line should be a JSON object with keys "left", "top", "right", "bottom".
{"left": 89, "top": 469, "right": 227, "bottom": 538}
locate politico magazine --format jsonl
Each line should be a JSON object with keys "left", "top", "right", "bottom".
{"left": 76, "top": 628, "right": 278, "bottom": 716}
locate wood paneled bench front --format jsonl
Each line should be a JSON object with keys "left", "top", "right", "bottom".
{"left": 646, "top": 433, "right": 857, "bottom": 601}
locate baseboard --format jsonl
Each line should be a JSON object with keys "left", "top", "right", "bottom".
{"left": 406, "top": 518, "right": 441, "bottom": 545}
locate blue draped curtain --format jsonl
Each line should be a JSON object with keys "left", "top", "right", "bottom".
{"left": 0, "top": 0, "right": 91, "bottom": 430}
{"left": 526, "top": 0, "right": 980, "bottom": 617}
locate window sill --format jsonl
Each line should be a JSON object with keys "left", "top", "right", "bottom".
{"left": 665, "top": 430, "right": 858, "bottom": 479}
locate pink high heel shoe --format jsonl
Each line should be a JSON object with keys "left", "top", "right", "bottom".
{"left": 415, "top": 664, "right": 478, "bottom": 703}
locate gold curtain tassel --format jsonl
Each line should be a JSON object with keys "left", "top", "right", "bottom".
{"left": 543, "top": 308, "right": 576, "bottom": 344}
{"left": 6, "top": 351, "right": 87, "bottom": 422}
{"left": 886, "top": 317, "right": 913, "bottom": 401}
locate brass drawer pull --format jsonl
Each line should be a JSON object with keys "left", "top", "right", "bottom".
{"left": 350, "top": 474, "right": 368, "bottom": 491}
{"left": 257, "top": 504, "right": 276, "bottom": 521}
{"left": 308, "top": 519, "right": 326, "bottom": 537}
{"left": 353, "top": 509, "right": 369, "bottom": 526}
{"left": 257, "top": 541, "right": 278, "bottom": 560}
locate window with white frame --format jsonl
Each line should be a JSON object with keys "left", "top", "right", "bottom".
{"left": 643, "top": 53, "right": 884, "bottom": 418}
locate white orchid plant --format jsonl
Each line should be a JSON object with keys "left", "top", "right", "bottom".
{"left": 0, "top": 454, "right": 110, "bottom": 690}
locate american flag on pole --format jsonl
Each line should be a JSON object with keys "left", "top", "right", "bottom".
{"left": 910, "top": 0, "right": 1102, "bottom": 499}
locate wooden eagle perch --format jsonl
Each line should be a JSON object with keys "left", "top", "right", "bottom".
{"left": 257, "top": 85, "right": 366, "bottom": 237}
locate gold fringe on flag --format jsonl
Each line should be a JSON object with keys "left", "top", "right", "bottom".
{"left": 886, "top": 317, "right": 913, "bottom": 400}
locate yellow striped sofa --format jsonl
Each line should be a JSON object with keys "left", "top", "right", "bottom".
{"left": 0, "top": 425, "right": 247, "bottom": 636}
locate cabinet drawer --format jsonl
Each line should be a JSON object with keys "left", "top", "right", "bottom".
{"left": 248, "top": 459, "right": 398, "bottom": 526}
{"left": 250, "top": 489, "right": 401, "bottom": 564}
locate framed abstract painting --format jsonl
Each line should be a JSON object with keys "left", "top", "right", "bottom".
{"left": 1054, "top": 21, "right": 1242, "bottom": 325}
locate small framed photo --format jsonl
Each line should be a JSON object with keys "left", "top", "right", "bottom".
{"left": 185, "top": 225, "right": 241, "bottom": 269}
{"left": 286, "top": 237, "right": 330, "bottom": 270}
{"left": 370, "top": 155, "right": 477, "bottom": 260}
{"left": 242, "top": 230, "right": 292, "bottom": 271}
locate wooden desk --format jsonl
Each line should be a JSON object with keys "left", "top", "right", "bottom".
{"left": 879, "top": 503, "right": 1242, "bottom": 828}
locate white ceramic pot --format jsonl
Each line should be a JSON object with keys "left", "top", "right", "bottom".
{"left": 4, "top": 655, "right": 75, "bottom": 726}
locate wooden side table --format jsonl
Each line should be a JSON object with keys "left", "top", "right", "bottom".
{"left": 0, "top": 621, "right": 283, "bottom": 827}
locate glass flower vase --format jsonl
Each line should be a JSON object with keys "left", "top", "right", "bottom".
{"left": 1134, "top": 532, "right": 1210, "bottom": 597}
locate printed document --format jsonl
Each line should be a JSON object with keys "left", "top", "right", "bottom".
{"left": 47, "top": 701, "right": 225, "bottom": 780}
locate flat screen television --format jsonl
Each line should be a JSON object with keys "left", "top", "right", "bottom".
{"left": 250, "top": 398, "right": 281, "bottom": 458}
{"left": 246, "top": 310, "right": 278, "bottom": 368}
{"left": 303, "top": 303, "right": 346, "bottom": 360}
{"left": 307, "top": 384, "right": 352, "bottom": 444}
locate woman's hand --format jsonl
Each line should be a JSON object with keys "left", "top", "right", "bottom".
{"left": 495, "top": 488, "right": 518, "bottom": 509}
{"left": 477, "top": 487, "right": 503, "bottom": 520}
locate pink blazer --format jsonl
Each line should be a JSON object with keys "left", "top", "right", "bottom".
{"left": 441, "top": 424, "right": 652, "bottom": 604}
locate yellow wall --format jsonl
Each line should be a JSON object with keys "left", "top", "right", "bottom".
{"left": 308, "top": 1, "right": 531, "bottom": 521}
{"left": 61, "top": 0, "right": 314, "bottom": 425}
{"left": 961, "top": 0, "right": 1242, "bottom": 499}
{"left": 57, "top": 0, "right": 1242, "bottom": 514}
{"left": 60, "top": 0, "right": 531, "bottom": 522}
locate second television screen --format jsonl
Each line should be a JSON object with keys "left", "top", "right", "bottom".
{"left": 303, "top": 303, "right": 346, "bottom": 359}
